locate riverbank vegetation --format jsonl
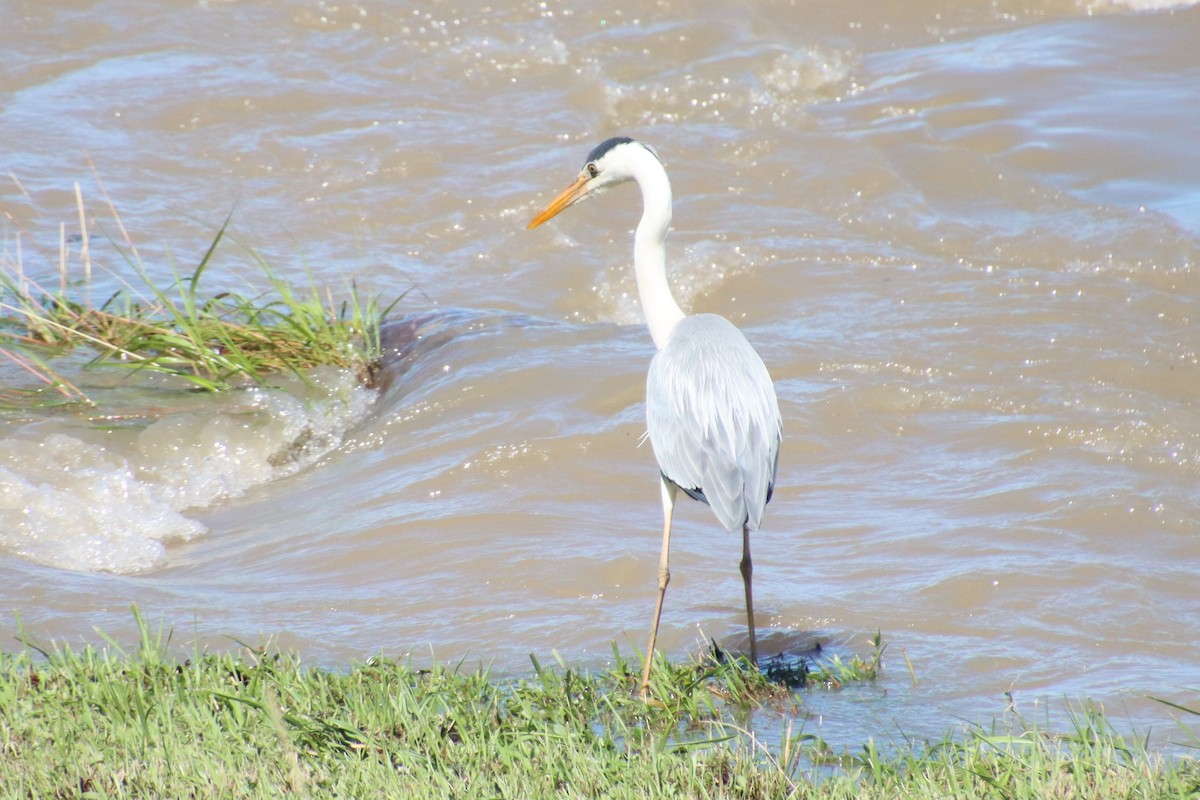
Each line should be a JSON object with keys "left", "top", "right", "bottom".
{"left": 1, "top": 193, "right": 388, "bottom": 409}
{"left": 1, "top": 614, "right": 1195, "bottom": 798}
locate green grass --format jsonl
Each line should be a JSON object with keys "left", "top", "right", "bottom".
{"left": 1, "top": 194, "right": 390, "bottom": 407}
{"left": 1, "top": 612, "right": 1195, "bottom": 799}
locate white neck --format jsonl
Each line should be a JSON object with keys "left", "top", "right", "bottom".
{"left": 630, "top": 149, "right": 686, "bottom": 350}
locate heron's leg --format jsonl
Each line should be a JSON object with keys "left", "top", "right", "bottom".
{"left": 640, "top": 477, "right": 677, "bottom": 699}
{"left": 740, "top": 524, "right": 758, "bottom": 665}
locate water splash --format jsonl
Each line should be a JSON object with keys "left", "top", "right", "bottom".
{"left": 0, "top": 367, "right": 376, "bottom": 574}
{"left": 600, "top": 44, "right": 854, "bottom": 129}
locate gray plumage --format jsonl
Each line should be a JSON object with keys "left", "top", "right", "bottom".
{"left": 647, "top": 313, "right": 780, "bottom": 532}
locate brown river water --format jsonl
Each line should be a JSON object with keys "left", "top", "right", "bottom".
{"left": 2, "top": 0, "right": 1198, "bottom": 749}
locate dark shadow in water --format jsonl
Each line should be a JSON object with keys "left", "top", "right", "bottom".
{"left": 376, "top": 308, "right": 554, "bottom": 395}
{"left": 711, "top": 629, "right": 835, "bottom": 689}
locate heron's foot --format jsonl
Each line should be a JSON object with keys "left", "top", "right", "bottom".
{"left": 759, "top": 651, "right": 810, "bottom": 688}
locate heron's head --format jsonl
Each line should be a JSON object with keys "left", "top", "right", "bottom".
{"left": 526, "top": 137, "right": 660, "bottom": 229}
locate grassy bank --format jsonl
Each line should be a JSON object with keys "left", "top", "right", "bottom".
{"left": 2, "top": 197, "right": 388, "bottom": 408}
{"left": 1, "top": 617, "right": 1196, "bottom": 798}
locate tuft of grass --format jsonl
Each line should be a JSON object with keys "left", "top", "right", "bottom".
{"left": 803, "top": 629, "right": 885, "bottom": 689}
{"left": 1151, "top": 692, "right": 1200, "bottom": 753}
{"left": 595, "top": 643, "right": 795, "bottom": 733}
{"left": 1, "top": 191, "right": 392, "bottom": 407}
{"left": 2, "top": 610, "right": 1196, "bottom": 799}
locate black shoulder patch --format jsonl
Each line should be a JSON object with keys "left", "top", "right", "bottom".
{"left": 663, "top": 472, "right": 709, "bottom": 506}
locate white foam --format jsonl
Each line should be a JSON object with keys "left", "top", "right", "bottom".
{"left": 0, "top": 367, "right": 376, "bottom": 574}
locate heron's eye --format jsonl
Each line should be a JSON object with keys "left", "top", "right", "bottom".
{"left": 587, "top": 163, "right": 599, "bottom": 178}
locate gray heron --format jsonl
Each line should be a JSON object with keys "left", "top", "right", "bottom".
{"left": 527, "top": 137, "right": 782, "bottom": 696}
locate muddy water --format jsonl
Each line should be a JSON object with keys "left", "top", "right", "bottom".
{"left": 2, "top": 0, "right": 1199, "bottom": 748}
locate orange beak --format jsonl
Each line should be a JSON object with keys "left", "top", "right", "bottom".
{"left": 526, "top": 172, "right": 591, "bottom": 230}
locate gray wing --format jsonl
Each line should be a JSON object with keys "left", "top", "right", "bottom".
{"left": 645, "top": 314, "right": 781, "bottom": 531}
